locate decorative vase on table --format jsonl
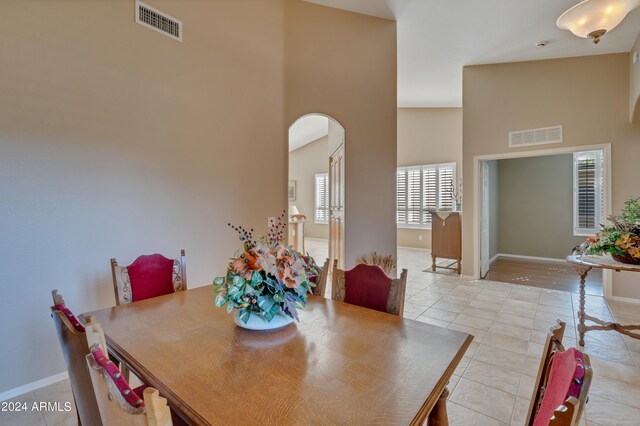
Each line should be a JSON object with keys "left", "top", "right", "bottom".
{"left": 213, "top": 211, "right": 318, "bottom": 331}
{"left": 581, "top": 196, "right": 640, "bottom": 265}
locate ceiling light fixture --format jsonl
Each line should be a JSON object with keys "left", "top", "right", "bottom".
{"left": 556, "top": 0, "right": 640, "bottom": 44}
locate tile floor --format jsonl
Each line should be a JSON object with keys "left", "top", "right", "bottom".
{"left": 3, "top": 243, "right": 640, "bottom": 425}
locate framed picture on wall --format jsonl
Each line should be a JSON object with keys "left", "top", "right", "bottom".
{"left": 288, "top": 180, "right": 296, "bottom": 201}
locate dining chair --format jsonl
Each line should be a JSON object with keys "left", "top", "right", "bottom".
{"left": 526, "top": 320, "right": 593, "bottom": 426}
{"left": 51, "top": 290, "right": 103, "bottom": 426}
{"left": 331, "top": 260, "right": 408, "bottom": 316}
{"left": 111, "top": 249, "right": 187, "bottom": 305}
{"left": 304, "top": 256, "right": 330, "bottom": 297}
{"left": 84, "top": 320, "right": 173, "bottom": 426}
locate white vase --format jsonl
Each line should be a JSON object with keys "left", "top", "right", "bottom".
{"left": 233, "top": 310, "right": 294, "bottom": 331}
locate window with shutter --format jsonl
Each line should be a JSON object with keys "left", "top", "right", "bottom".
{"left": 396, "top": 163, "right": 456, "bottom": 229}
{"left": 314, "top": 173, "right": 329, "bottom": 224}
{"left": 573, "top": 150, "right": 604, "bottom": 236}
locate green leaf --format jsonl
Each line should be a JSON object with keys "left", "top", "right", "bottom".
{"left": 226, "top": 302, "right": 234, "bottom": 313}
{"left": 214, "top": 293, "right": 227, "bottom": 308}
{"left": 251, "top": 272, "right": 263, "bottom": 285}
{"left": 244, "top": 284, "right": 256, "bottom": 295}
{"left": 257, "top": 295, "right": 274, "bottom": 313}
{"left": 239, "top": 308, "right": 251, "bottom": 324}
{"left": 227, "top": 285, "right": 242, "bottom": 299}
{"left": 213, "top": 276, "right": 225, "bottom": 286}
{"left": 233, "top": 275, "right": 245, "bottom": 287}
{"left": 273, "top": 292, "right": 284, "bottom": 303}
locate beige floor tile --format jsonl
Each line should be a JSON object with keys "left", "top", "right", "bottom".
{"left": 510, "top": 396, "right": 530, "bottom": 426}
{"left": 499, "top": 305, "right": 537, "bottom": 319}
{"left": 482, "top": 332, "right": 529, "bottom": 355}
{"left": 586, "top": 395, "right": 640, "bottom": 426}
{"left": 463, "top": 359, "right": 521, "bottom": 395}
{"left": 589, "top": 374, "right": 640, "bottom": 409}
{"left": 415, "top": 315, "right": 450, "bottom": 328}
{"left": 589, "top": 355, "right": 640, "bottom": 385}
{"left": 517, "top": 374, "right": 536, "bottom": 399}
{"left": 448, "top": 401, "right": 507, "bottom": 426}
{"left": 493, "top": 312, "right": 535, "bottom": 329}
{"left": 32, "top": 379, "right": 77, "bottom": 426}
{"left": 432, "top": 300, "right": 468, "bottom": 314}
{"left": 522, "top": 356, "right": 541, "bottom": 377}
{"left": 449, "top": 378, "right": 516, "bottom": 424}
{"left": 526, "top": 341, "right": 544, "bottom": 359}
{"left": 469, "top": 299, "right": 503, "bottom": 312}
{"left": 454, "top": 314, "right": 493, "bottom": 330}
{"left": 529, "top": 329, "right": 548, "bottom": 345}
{"left": 448, "top": 374, "right": 462, "bottom": 394}
{"left": 454, "top": 356, "right": 472, "bottom": 376}
{"left": 448, "top": 323, "right": 487, "bottom": 341}
{"left": 474, "top": 344, "right": 526, "bottom": 373}
{"left": 461, "top": 306, "right": 498, "bottom": 320}
{"left": 488, "top": 322, "right": 532, "bottom": 341}
{"left": 421, "top": 307, "right": 460, "bottom": 322}
{"left": 464, "top": 341, "right": 480, "bottom": 357}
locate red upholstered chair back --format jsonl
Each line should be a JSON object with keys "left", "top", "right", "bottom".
{"left": 527, "top": 321, "right": 593, "bottom": 426}
{"left": 50, "top": 290, "right": 103, "bottom": 426}
{"left": 111, "top": 250, "right": 187, "bottom": 305}
{"left": 331, "top": 260, "right": 408, "bottom": 316}
{"left": 85, "top": 320, "right": 173, "bottom": 425}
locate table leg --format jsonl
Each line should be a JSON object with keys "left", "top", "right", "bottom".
{"left": 573, "top": 265, "right": 592, "bottom": 348}
{"left": 427, "top": 387, "right": 449, "bottom": 426}
{"left": 432, "top": 255, "right": 436, "bottom": 272}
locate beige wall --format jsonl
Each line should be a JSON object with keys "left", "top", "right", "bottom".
{"left": 631, "top": 32, "right": 640, "bottom": 123}
{"left": 397, "top": 108, "right": 462, "bottom": 248}
{"left": 463, "top": 53, "right": 640, "bottom": 299}
{"left": 288, "top": 136, "right": 329, "bottom": 239}
{"left": 496, "top": 155, "right": 585, "bottom": 259}
{"left": 285, "top": 0, "right": 397, "bottom": 266}
{"left": 0, "top": 0, "right": 397, "bottom": 395}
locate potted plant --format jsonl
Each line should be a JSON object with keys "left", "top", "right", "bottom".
{"left": 582, "top": 196, "right": 640, "bottom": 264}
{"left": 213, "top": 211, "right": 317, "bottom": 330}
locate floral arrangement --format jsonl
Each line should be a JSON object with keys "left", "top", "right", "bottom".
{"left": 581, "top": 196, "right": 640, "bottom": 264}
{"left": 213, "top": 211, "right": 317, "bottom": 324}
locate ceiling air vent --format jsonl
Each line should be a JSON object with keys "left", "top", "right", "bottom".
{"left": 509, "top": 125, "right": 562, "bottom": 148}
{"left": 135, "top": 0, "right": 182, "bottom": 42}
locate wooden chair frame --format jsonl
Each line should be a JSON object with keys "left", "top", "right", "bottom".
{"left": 331, "top": 259, "right": 408, "bottom": 316}
{"left": 526, "top": 320, "right": 593, "bottom": 426}
{"left": 312, "top": 258, "right": 330, "bottom": 297}
{"left": 85, "top": 321, "right": 173, "bottom": 425}
{"left": 51, "top": 290, "right": 103, "bottom": 426}
{"left": 111, "top": 249, "right": 187, "bottom": 305}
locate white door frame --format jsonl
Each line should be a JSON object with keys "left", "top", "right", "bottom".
{"left": 473, "top": 143, "right": 612, "bottom": 298}
{"left": 480, "top": 161, "right": 490, "bottom": 278}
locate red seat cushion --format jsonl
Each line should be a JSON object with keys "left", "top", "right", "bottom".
{"left": 127, "top": 254, "right": 175, "bottom": 302}
{"left": 91, "top": 347, "right": 144, "bottom": 408}
{"left": 533, "top": 347, "right": 587, "bottom": 426}
{"left": 344, "top": 264, "right": 392, "bottom": 313}
{"left": 54, "top": 304, "right": 85, "bottom": 332}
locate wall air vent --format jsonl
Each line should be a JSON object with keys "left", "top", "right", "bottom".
{"left": 135, "top": 0, "right": 182, "bottom": 42}
{"left": 509, "top": 125, "right": 562, "bottom": 148}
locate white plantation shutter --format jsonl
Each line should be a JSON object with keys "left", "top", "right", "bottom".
{"left": 438, "top": 167, "right": 455, "bottom": 210}
{"left": 314, "top": 173, "right": 329, "bottom": 224}
{"left": 573, "top": 151, "right": 604, "bottom": 236}
{"left": 396, "top": 163, "right": 456, "bottom": 228}
{"left": 396, "top": 170, "right": 407, "bottom": 223}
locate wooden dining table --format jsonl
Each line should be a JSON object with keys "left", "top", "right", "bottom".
{"left": 85, "top": 285, "right": 472, "bottom": 425}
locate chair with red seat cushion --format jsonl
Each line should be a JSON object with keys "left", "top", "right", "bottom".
{"left": 85, "top": 320, "right": 174, "bottom": 425}
{"left": 331, "top": 259, "right": 408, "bottom": 316}
{"left": 527, "top": 320, "right": 593, "bottom": 426}
{"left": 111, "top": 250, "right": 187, "bottom": 305}
{"left": 50, "top": 290, "right": 103, "bottom": 425}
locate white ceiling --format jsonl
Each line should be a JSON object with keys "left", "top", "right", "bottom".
{"left": 307, "top": 0, "right": 640, "bottom": 107}
{"left": 289, "top": 115, "right": 329, "bottom": 151}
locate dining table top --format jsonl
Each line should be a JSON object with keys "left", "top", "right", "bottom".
{"left": 85, "top": 285, "right": 472, "bottom": 425}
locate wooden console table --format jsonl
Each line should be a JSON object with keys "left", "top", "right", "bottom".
{"left": 566, "top": 254, "right": 640, "bottom": 347}
{"left": 430, "top": 211, "right": 462, "bottom": 274}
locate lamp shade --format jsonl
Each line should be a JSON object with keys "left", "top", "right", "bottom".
{"left": 557, "top": 0, "right": 640, "bottom": 43}
{"left": 289, "top": 206, "right": 300, "bottom": 216}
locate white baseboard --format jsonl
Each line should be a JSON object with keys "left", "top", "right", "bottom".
{"left": 496, "top": 253, "right": 566, "bottom": 263}
{"left": 608, "top": 295, "right": 640, "bottom": 305}
{"left": 0, "top": 371, "right": 68, "bottom": 402}
{"left": 489, "top": 254, "right": 499, "bottom": 264}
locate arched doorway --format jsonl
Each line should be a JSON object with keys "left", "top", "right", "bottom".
{"left": 288, "top": 114, "right": 345, "bottom": 279}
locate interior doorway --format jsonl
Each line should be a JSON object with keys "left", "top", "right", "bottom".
{"left": 288, "top": 114, "right": 345, "bottom": 271}
{"left": 476, "top": 145, "right": 610, "bottom": 296}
